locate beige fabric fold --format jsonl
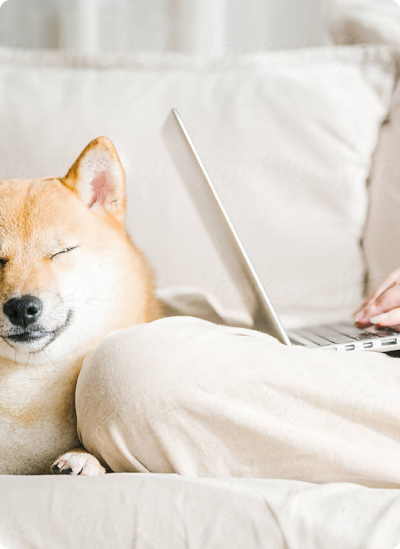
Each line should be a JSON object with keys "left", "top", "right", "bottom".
{"left": 76, "top": 316, "right": 400, "bottom": 488}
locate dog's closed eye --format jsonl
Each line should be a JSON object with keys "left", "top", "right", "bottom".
{"left": 50, "top": 246, "right": 79, "bottom": 260}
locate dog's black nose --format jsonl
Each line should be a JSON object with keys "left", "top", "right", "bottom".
{"left": 3, "top": 295, "right": 43, "bottom": 327}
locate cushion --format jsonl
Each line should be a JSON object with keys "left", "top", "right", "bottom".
{"left": 0, "top": 45, "right": 395, "bottom": 327}
{"left": 363, "top": 80, "right": 400, "bottom": 295}
{"left": 328, "top": 0, "right": 400, "bottom": 299}
{"left": 328, "top": 0, "right": 400, "bottom": 51}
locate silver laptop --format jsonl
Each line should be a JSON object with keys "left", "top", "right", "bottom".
{"left": 163, "top": 108, "right": 400, "bottom": 353}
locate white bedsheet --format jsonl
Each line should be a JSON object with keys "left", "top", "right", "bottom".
{"left": 1, "top": 473, "right": 400, "bottom": 548}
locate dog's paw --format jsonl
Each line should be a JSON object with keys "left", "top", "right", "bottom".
{"left": 51, "top": 450, "right": 106, "bottom": 476}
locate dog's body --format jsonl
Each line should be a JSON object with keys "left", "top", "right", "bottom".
{"left": 0, "top": 137, "right": 161, "bottom": 474}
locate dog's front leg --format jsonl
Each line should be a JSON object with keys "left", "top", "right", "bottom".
{"left": 51, "top": 447, "right": 106, "bottom": 476}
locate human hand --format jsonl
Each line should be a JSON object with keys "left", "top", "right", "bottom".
{"left": 354, "top": 267, "right": 400, "bottom": 328}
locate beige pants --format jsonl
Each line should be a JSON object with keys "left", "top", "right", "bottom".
{"left": 76, "top": 316, "right": 400, "bottom": 487}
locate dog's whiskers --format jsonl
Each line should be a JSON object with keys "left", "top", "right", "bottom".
{"left": 24, "top": 352, "right": 32, "bottom": 370}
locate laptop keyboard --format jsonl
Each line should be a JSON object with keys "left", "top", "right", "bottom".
{"left": 291, "top": 322, "right": 400, "bottom": 347}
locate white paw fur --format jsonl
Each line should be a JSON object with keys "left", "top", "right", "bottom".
{"left": 51, "top": 451, "right": 106, "bottom": 476}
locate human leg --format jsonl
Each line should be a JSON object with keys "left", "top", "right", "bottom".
{"left": 76, "top": 316, "right": 400, "bottom": 487}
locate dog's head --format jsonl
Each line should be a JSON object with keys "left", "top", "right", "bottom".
{"left": 0, "top": 137, "right": 153, "bottom": 363}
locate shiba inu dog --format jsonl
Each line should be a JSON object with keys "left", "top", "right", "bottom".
{"left": 0, "top": 137, "right": 161, "bottom": 475}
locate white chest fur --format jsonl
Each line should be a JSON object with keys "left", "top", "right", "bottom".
{"left": 0, "top": 357, "right": 82, "bottom": 474}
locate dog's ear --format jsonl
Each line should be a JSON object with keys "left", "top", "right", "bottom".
{"left": 62, "top": 137, "right": 126, "bottom": 222}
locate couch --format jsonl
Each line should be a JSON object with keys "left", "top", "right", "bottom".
{"left": 1, "top": 2, "right": 400, "bottom": 548}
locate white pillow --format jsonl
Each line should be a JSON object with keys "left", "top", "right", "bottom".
{"left": 364, "top": 80, "right": 400, "bottom": 295}
{"left": 328, "top": 0, "right": 400, "bottom": 50}
{"left": 0, "top": 46, "right": 395, "bottom": 327}
{"left": 326, "top": 0, "right": 400, "bottom": 296}
{"left": 328, "top": 0, "right": 400, "bottom": 300}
